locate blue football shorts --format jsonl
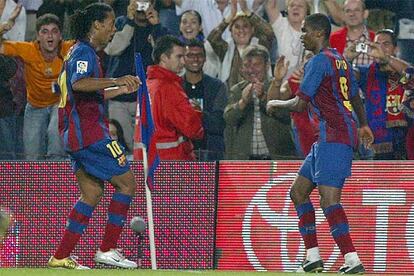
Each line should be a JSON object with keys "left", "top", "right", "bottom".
{"left": 70, "top": 138, "right": 130, "bottom": 181}
{"left": 298, "top": 142, "right": 353, "bottom": 188}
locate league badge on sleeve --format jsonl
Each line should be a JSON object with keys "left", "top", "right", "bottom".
{"left": 76, "top": 61, "right": 88, "bottom": 74}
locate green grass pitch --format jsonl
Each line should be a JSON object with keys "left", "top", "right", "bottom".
{"left": 0, "top": 269, "right": 343, "bottom": 276}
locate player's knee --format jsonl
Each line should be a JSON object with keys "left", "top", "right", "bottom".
{"left": 117, "top": 179, "right": 136, "bottom": 196}
{"left": 81, "top": 187, "right": 104, "bottom": 206}
{"left": 290, "top": 187, "right": 302, "bottom": 204}
{"left": 319, "top": 196, "right": 340, "bottom": 209}
{"left": 125, "top": 180, "right": 137, "bottom": 195}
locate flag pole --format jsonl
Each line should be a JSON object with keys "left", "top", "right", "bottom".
{"left": 135, "top": 53, "right": 157, "bottom": 270}
{"left": 142, "top": 149, "right": 157, "bottom": 270}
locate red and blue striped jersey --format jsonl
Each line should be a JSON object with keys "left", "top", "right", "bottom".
{"left": 297, "top": 48, "right": 358, "bottom": 148}
{"left": 58, "top": 41, "right": 110, "bottom": 152}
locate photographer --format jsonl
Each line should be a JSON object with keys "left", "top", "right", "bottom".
{"left": 346, "top": 29, "right": 411, "bottom": 159}
{"left": 330, "top": 0, "right": 375, "bottom": 67}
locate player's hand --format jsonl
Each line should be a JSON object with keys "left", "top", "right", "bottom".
{"left": 358, "top": 125, "right": 374, "bottom": 150}
{"left": 115, "top": 75, "right": 141, "bottom": 93}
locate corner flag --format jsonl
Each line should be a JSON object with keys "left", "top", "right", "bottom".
{"left": 135, "top": 53, "right": 159, "bottom": 191}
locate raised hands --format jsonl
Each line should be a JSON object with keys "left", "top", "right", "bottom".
{"left": 225, "top": 0, "right": 238, "bottom": 24}
{"left": 344, "top": 41, "right": 362, "bottom": 62}
{"left": 238, "top": 0, "right": 249, "bottom": 14}
{"left": 127, "top": 0, "right": 138, "bottom": 20}
{"left": 8, "top": 3, "right": 22, "bottom": 23}
{"left": 145, "top": 6, "right": 160, "bottom": 25}
{"left": 273, "top": 55, "right": 290, "bottom": 82}
{"left": 0, "top": 4, "right": 23, "bottom": 35}
{"left": 364, "top": 41, "right": 388, "bottom": 63}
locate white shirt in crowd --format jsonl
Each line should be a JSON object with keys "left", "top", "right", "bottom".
{"left": 271, "top": 15, "right": 303, "bottom": 77}
{"left": 175, "top": 0, "right": 262, "bottom": 41}
{"left": 17, "top": 0, "right": 42, "bottom": 11}
{"left": 2, "top": 0, "right": 26, "bottom": 41}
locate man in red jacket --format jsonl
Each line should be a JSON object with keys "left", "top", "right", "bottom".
{"left": 136, "top": 35, "right": 204, "bottom": 160}
{"left": 329, "top": 0, "right": 374, "bottom": 66}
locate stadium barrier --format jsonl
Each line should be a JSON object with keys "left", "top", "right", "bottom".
{"left": 0, "top": 162, "right": 216, "bottom": 268}
{"left": 1, "top": 161, "right": 414, "bottom": 273}
{"left": 216, "top": 161, "right": 414, "bottom": 274}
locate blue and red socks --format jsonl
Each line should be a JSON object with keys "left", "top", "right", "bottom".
{"left": 100, "top": 192, "right": 132, "bottom": 252}
{"left": 323, "top": 204, "right": 356, "bottom": 256}
{"left": 296, "top": 202, "right": 318, "bottom": 250}
{"left": 54, "top": 201, "right": 94, "bottom": 259}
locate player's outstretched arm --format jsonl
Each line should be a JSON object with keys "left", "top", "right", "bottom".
{"left": 266, "top": 95, "right": 307, "bottom": 113}
{"left": 72, "top": 75, "right": 141, "bottom": 96}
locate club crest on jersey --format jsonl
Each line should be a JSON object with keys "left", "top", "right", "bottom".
{"left": 76, "top": 61, "right": 88, "bottom": 74}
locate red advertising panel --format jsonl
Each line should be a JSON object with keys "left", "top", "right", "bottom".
{"left": 0, "top": 161, "right": 216, "bottom": 268}
{"left": 216, "top": 161, "right": 414, "bottom": 274}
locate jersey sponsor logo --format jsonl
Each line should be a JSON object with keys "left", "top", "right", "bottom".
{"left": 76, "top": 61, "right": 88, "bottom": 74}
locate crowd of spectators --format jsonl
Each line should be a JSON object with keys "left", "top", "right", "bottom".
{"left": 0, "top": 0, "right": 413, "bottom": 161}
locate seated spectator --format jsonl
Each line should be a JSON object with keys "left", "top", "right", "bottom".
{"left": 105, "top": 0, "right": 169, "bottom": 154}
{"left": 224, "top": 44, "right": 295, "bottom": 160}
{"left": 208, "top": 0, "right": 275, "bottom": 89}
{"left": 183, "top": 39, "right": 227, "bottom": 161}
{"left": 347, "top": 29, "right": 411, "bottom": 159}
{"left": 265, "top": 0, "right": 310, "bottom": 76}
{"left": 1, "top": 12, "right": 73, "bottom": 160}
{"left": 267, "top": 54, "right": 317, "bottom": 158}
